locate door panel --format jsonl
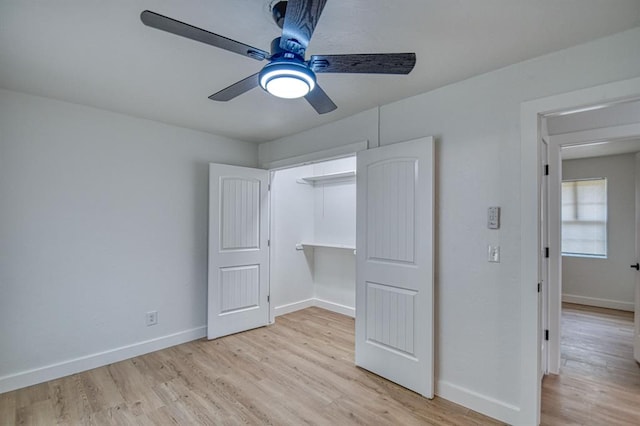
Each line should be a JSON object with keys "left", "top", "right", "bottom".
{"left": 219, "top": 265, "right": 260, "bottom": 314}
{"left": 366, "top": 159, "right": 416, "bottom": 263}
{"left": 356, "top": 137, "right": 434, "bottom": 398}
{"left": 220, "top": 177, "right": 260, "bottom": 250}
{"left": 366, "top": 283, "right": 416, "bottom": 355}
{"left": 208, "top": 164, "right": 269, "bottom": 340}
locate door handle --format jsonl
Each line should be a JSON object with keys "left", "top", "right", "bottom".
{"left": 631, "top": 263, "right": 639, "bottom": 270}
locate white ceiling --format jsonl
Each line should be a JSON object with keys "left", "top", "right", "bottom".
{"left": 562, "top": 138, "right": 640, "bottom": 160}
{"left": 1, "top": 1, "right": 639, "bottom": 143}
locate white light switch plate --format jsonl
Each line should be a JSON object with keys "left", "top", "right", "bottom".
{"left": 488, "top": 245, "right": 500, "bottom": 263}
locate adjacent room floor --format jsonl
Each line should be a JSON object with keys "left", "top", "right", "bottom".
{"left": 541, "top": 303, "right": 640, "bottom": 425}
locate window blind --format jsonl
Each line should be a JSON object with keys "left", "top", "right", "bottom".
{"left": 561, "top": 178, "right": 607, "bottom": 257}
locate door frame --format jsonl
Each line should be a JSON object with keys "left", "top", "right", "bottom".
{"left": 539, "top": 137, "right": 549, "bottom": 379}
{"left": 635, "top": 153, "right": 640, "bottom": 363}
{"left": 545, "top": 119, "right": 640, "bottom": 374}
{"left": 264, "top": 140, "right": 372, "bottom": 325}
{"left": 520, "top": 76, "right": 640, "bottom": 425}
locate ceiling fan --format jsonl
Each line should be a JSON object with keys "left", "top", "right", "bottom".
{"left": 140, "top": 0, "right": 416, "bottom": 114}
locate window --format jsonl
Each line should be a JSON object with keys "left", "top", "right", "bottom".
{"left": 561, "top": 178, "right": 607, "bottom": 257}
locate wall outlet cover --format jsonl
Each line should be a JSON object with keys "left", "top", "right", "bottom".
{"left": 146, "top": 311, "right": 158, "bottom": 326}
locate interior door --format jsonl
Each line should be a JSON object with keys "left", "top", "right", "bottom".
{"left": 635, "top": 153, "right": 640, "bottom": 363}
{"left": 208, "top": 163, "right": 270, "bottom": 340}
{"left": 355, "top": 136, "right": 434, "bottom": 397}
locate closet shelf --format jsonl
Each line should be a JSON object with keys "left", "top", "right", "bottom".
{"left": 296, "top": 242, "right": 356, "bottom": 253}
{"left": 296, "top": 171, "right": 356, "bottom": 185}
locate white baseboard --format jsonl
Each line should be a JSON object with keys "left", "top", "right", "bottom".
{"left": 563, "top": 294, "right": 634, "bottom": 312}
{"left": 273, "top": 298, "right": 315, "bottom": 317}
{"left": 313, "top": 298, "right": 355, "bottom": 318}
{"left": 436, "top": 380, "right": 520, "bottom": 425}
{"left": 0, "top": 326, "right": 206, "bottom": 394}
{"left": 274, "top": 298, "right": 355, "bottom": 318}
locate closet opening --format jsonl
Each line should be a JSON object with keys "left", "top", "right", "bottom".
{"left": 269, "top": 155, "right": 357, "bottom": 322}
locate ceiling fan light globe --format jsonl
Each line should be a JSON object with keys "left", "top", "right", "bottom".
{"left": 259, "top": 62, "right": 316, "bottom": 99}
{"left": 265, "top": 76, "right": 310, "bottom": 99}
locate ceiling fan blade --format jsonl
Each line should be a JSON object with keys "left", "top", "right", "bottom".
{"left": 309, "top": 53, "right": 416, "bottom": 74}
{"left": 304, "top": 84, "right": 337, "bottom": 114}
{"left": 209, "top": 73, "right": 260, "bottom": 101}
{"left": 279, "top": 0, "right": 328, "bottom": 56}
{"left": 141, "top": 10, "right": 269, "bottom": 61}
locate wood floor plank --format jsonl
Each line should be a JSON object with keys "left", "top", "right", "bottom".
{"left": 106, "top": 360, "right": 164, "bottom": 416}
{"left": 157, "top": 378, "right": 233, "bottom": 425}
{"left": 14, "top": 381, "right": 49, "bottom": 409}
{"left": 48, "top": 375, "right": 95, "bottom": 425}
{"left": 80, "top": 367, "right": 126, "bottom": 414}
{"left": 0, "top": 391, "right": 16, "bottom": 425}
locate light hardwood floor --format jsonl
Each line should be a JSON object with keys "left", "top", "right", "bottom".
{"left": 6, "top": 304, "right": 638, "bottom": 425}
{"left": 1, "top": 307, "right": 501, "bottom": 425}
{"left": 541, "top": 303, "right": 640, "bottom": 425}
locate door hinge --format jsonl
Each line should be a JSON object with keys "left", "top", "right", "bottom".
{"left": 267, "top": 295, "right": 270, "bottom": 303}
{"left": 544, "top": 329, "right": 549, "bottom": 341}
{"left": 268, "top": 184, "right": 271, "bottom": 191}
{"left": 544, "top": 164, "right": 549, "bottom": 176}
{"left": 538, "top": 283, "right": 541, "bottom": 293}
{"left": 267, "top": 239, "right": 270, "bottom": 247}
{"left": 545, "top": 247, "right": 549, "bottom": 258}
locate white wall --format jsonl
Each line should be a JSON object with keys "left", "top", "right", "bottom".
{"left": 310, "top": 157, "right": 356, "bottom": 311}
{"left": 260, "top": 108, "right": 378, "bottom": 167}
{"left": 0, "top": 89, "right": 258, "bottom": 392}
{"left": 562, "top": 154, "right": 636, "bottom": 311}
{"left": 258, "top": 27, "right": 640, "bottom": 425}
{"left": 311, "top": 157, "right": 356, "bottom": 247}
{"left": 270, "top": 164, "right": 315, "bottom": 315}
{"left": 312, "top": 247, "right": 356, "bottom": 312}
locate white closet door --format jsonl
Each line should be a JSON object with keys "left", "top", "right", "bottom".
{"left": 355, "top": 137, "right": 435, "bottom": 397}
{"left": 208, "top": 163, "right": 269, "bottom": 340}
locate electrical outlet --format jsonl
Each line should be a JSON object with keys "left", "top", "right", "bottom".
{"left": 146, "top": 311, "right": 158, "bottom": 326}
